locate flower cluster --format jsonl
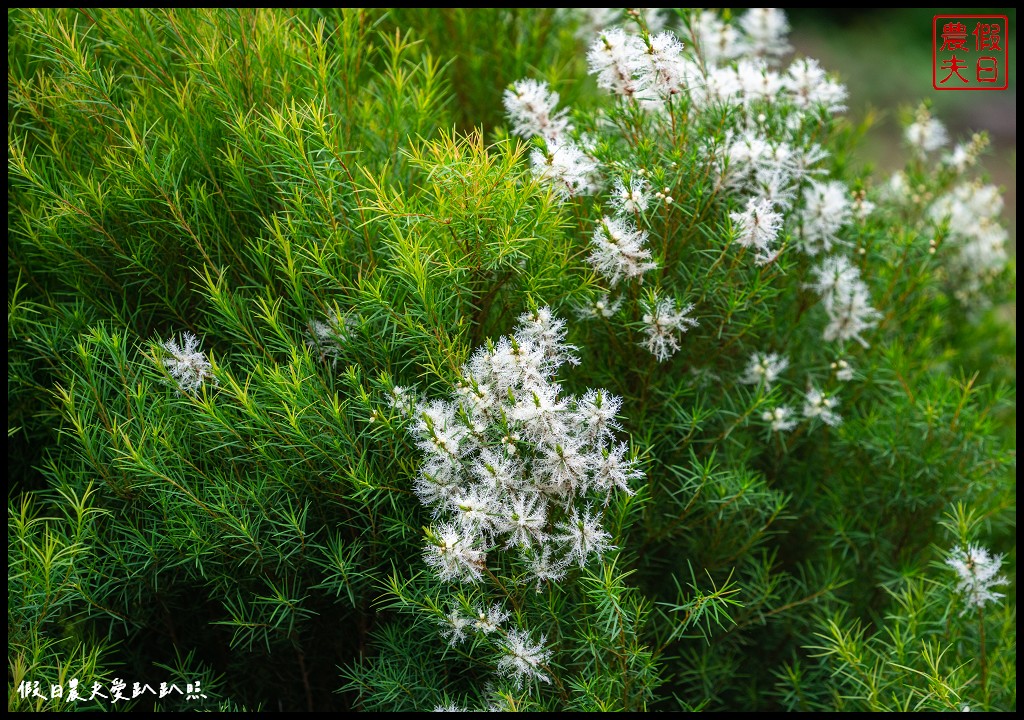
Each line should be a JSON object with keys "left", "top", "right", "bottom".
{"left": 730, "top": 197, "right": 784, "bottom": 264}
{"left": 928, "top": 182, "right": 1008, "bottom": 299}
{"left": 802, "top": 385, "right": 842, "bottom": 427}
{"left": 409, "top": 308, "right": 641, "bottom": 587}
{"left": 741, "top": 351, "right": 789, "bottom": 390}
{"left": 503, "top": 79, "right": 571, "bottom": 144}
{"left": 161, "top": 331, "right": 215, "bottom": 395}
{"left": 946, "top": 544, "right": 1008, "bottom": 615}
{"left": 587, "top": 216, "right": 658, "bottom": 286}
{"left": 807, "top": 256, "right": 880, "bottom": 348}
{"left": 640, "top": 296, "right": 699, "bottom": 362}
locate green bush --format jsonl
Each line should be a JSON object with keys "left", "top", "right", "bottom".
{"left": 8, "top": 8, "right": 1015, "bottom": 712}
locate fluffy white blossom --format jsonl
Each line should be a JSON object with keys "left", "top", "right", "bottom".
{"left": 587, "top": 27, "right": 693, "bottom": 103}
{"left": 592, "top": 442, "right": 642, "bottom": 496}
{"left": 741, "top": 352, "right": 789, "bottom": 389}
{"left": 531, "top": 140, "right": 599, "bottom": 200}
{"left": 640, "top": 296, "right": 698, "bottom": 362}
{"left": 784, "top": 57, "right": 847, "bottom": 113}
{"left": 946, "top": 544, "right": 1008, "bottom": 615}
{"left": 588, "top": 216, "right": 658, "bottom": 286}
{"left": 688, "top": 10, "right": 745, "bottom": 65}
{"left": 807, "top": 256, "right": 880, "bottom": 348}
{"left": 439, "top": 606, "right": 473, "bottom": 646}
{"left": 574, "top": 8, "right": 667, "bottom": 39}
{"left": 500, "top": 492, "right": 549, "bottom": 549}
{"left": 642, "top": 32, "right": 693, "bottom": 99}
{"left": 388, "top": 385, "right": 416, "bottom": 417}
{"left": 555, "top": 506, "right": 614, "bottom": 567}
{"left": 588, "top": 27, "right": 646, "bottom": 97}
{"left": 799, "top": 180, "right": 852, "bottom": 255}
{"left": 821, "top": 281, "right": 880, "bottom": 347}
{"left": 574, "top": 293, "right": 624, "bottom": 320}
{"left": 472, "top": 603, "right": 510, "bottom": 635}
{"left": 497, "top": 629, "right": 552, "bottom": 687}
{"left": 738, "top": 8, "right": 792, "bottom": 61}
{"left": 573, "top": 389, "right": 623, "bottom": 445}
{"left": 424, "top": 522, "right": 487, "bottom": 583}
{"left": 503, "top": 79, "right": 571, "bottom": 143}
{"left": 736, "top": 59, "right": 784, "bottom": 105}
{"left": 730, "top": 196, "right": 784, "bottom": 263}
{"left": 905, "top": 116, "right": 948, "bottom": 154}
{"left": 409, "top": 309, "right": 642, "bottom": 586}
{"left": 161, "top": 331, "right": 216, "bottom": 394}
{"left": 761, "top": 405, "right": 797, "bottom": 432}
{"left": 832, "top": 358, "right": 855, "bottom": 382}
{"left": 610, "top": 176, "right": 650, "bottom": 215}
{"left": 944, "top": 133, "right": 988, "bottom": 173}
{"left": 802, "top": 386, "right": 842, "bottom": 427}
{"left": 928, "top": 182, "right": 1008, "bottom": 296}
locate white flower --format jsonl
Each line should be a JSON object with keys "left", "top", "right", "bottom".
{"left": 730, "top": 197, "right": 784, "bottom": 263}
{"left": 161, "top": 331, "right": 216, "bottom": 395}
{"left": 504, "top": 78, "right": 571, "bottom": 143}
{"left": 573, "top": 389, "right": 623, "bottom": 445}
{"left": 509, "top": 385, "right": 569, "bottom": 444}
{"left": 555, "top": 506, "right": 614, "bottom": 567}
{"left": 588, "top": 27, "right": 647, "bottom": 98}
{"left": 471, "top": 448, "right": 523, "bottom": 493}
{"left": 640, "top": 296, "right": 698, "bottom": 362}
{"left": 424, "top": 522, "right": 487, "bottom": 583}
{"left": 449, "top": 487, "right": 501, "bottom": 538}
{"left": 574, "top": 8, "right": 667, "bottom": 39}
{"left": 497, "top": 628, "right": 552, "bottom": 687}
{"left": 832, "top": 359, "right": 855, "bottom": 382}
{"left": 500, "top": 492, "right": 549, "bottom": 549}
{"left": 531, "top": 140, "right": 599, "bottom": 200}
{"left": 640, "top": 31, "right": 691, "bottom": 99}
{"left": 944, "top": 133, "right": 987, "bottom": 173}
{"left": 689, "top": 10, "right": 745, "bottom": 65}
{"left": 799, "top": 180, "right": 852, "bottom": 255}
{"left": 527, "top": 545, "right": 569, "bottom": 587}
{"left": 807, "top": 256, "right": 879, "bottom": 348}
{"left": 741, "top": 352, "right": 789, "bottom": 389}
{"left": 515, "top": 307, "right": 579, "bottom": 368}
{"left": 535, "top": 440, "right": 592, "bottom": 499}
{"left": 802, "top": 386, "right": 842, "bottom": 427}
{"left": 439, "top": 606, "right": 473, "bottom": 646}
{"left": 575, "top": 293, "right": 624, "bottom": 320}
{"left": 821, "top": 281, "right": 880, "bottom": 347}
{"left": 761, "top": 406, "right": 797, "bottom": 432}
{"left": 388, "top": 385, "right": 416, "bottom": 417}
{"left": 592, "top": 442, "right": 642, "bottom": 496}
{"left": 784, "top": 57, "right": 846, "bottom": 113}
{"left": 928, "top": 183, "right": 1008, "bottom": 295}
{"left": 610, "top": 176, "right": 649, "bottom": 216}
{"left": 472, "top": 603, "right": 510, "bottom": 635}
{"left": 946, "top": 544, "right": 1008, "bottom": 615}
{"left": 738, "top": 8, "right": 791, "bottom": 61}
{"left": 736, "top": 59, "right": 783, "bottom": 105}
{"left": 905, "top": 116, "right": 948, "bottom": 154}
{"left": 588, "top": 216, "right": 658, "bottom": 286}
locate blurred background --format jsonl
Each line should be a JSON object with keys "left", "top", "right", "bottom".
{"left": 788, "top": 8, "right": 1017, "bottom": 239}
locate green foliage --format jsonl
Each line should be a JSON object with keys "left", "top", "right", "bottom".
{"left": 8, "top": 7, "right": 1015, "bottom": 712}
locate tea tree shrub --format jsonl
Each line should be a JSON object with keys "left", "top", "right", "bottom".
{"left": 8, "top": 8, "right": 1015, "bottom": 712}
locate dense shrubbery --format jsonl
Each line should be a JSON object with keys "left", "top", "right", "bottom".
{"left": 8, "top": 8, "right": 1015, "bottom": 712}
